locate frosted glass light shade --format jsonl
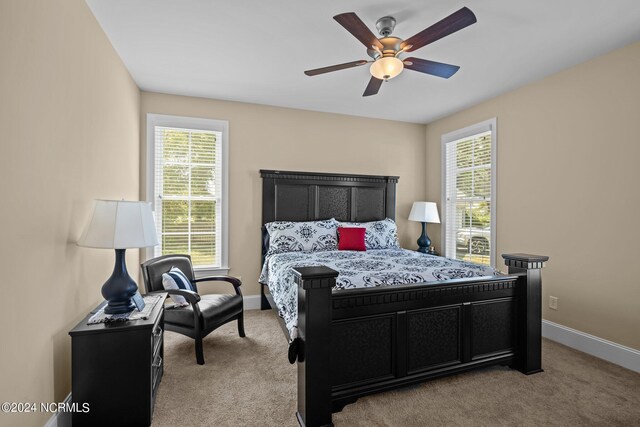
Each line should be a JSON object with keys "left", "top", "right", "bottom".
{"left": 408, "top": 201, "right": 441, "bottom": 223}
{"left": 370, "top": 57, "right": 404, "bottom": 80}
{"left": 78, "top": 200, "right": 159, "bottom": 249}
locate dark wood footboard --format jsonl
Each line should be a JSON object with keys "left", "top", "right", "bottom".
{"left": 292, "top": 253, "right": 548, "bottom": 427}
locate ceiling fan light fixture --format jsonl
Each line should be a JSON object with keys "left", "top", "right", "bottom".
{"left": 370, "top": 56, "right": 403, "bottom": 81}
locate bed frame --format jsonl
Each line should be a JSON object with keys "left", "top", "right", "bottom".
{"left": 260, "top": 170, "right": 548, "bottom": 427}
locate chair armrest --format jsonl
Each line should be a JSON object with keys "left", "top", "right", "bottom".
{"left": 193, "top": 276, "right": 242, "bottom": 296}
{"left": 149, "top": 289, "right": 201, "bottom": 304}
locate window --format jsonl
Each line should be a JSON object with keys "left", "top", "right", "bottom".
{"left": 441, "top": 118, "right": 496, "bottom": 266}
{"left": 146, "top": 114, "right": 228, "bottom": 272}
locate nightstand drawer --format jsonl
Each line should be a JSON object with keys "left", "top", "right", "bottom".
{"left": 152, "top": 354, "right": 163, "bottom": 388}
{"left": 151, "top": 353, "right": 163, "bottom": 415}
{"left": 152, "top": 326, "right": 163, "bottom": 359}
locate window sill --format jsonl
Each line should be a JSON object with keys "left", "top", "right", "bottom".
{"left": 194, "top": 266, "right": 230, "bottom": 278}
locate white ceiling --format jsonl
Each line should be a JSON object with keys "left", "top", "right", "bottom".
{"left": 86, "top": 0, "right": 640, "bottom": 124}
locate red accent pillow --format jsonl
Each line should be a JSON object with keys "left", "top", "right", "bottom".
{"left": 338, "top": 227, "right": 366, "bottom": 251}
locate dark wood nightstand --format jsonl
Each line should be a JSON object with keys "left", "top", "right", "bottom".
{"left": 69, "top": 294, "right": 165, "bottom": 427}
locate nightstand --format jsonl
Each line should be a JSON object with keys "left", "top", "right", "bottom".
{"left": 69, "top": 293, "right": 165, "bottom": 427}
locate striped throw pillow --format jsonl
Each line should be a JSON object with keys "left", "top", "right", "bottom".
{"left": 162, "top": 266, "right": 195, "bottom": 306}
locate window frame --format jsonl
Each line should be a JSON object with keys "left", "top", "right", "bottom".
{"left": 145, "top": 113, "right": 229, "bottom": 275}
{"left": 440, "top": 117, "right": 497, "bottom": 267}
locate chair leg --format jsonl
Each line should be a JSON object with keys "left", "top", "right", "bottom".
{"left": 237, "top": 313, "right": 246, "bottom": 338}
{"left": 195, "top": 336, "right": 205, "bottom": 365}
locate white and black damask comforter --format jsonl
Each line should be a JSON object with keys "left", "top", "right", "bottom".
{"left": 259, "top": 248, "right": 498, "bottom": 338}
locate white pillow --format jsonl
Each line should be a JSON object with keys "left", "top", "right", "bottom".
{"left": 337, "top": 218, "right": 400, "bottom": 250}
{"left": 162, "top": 266, "right": 195, "bottom": 306}
{"left": 266, "top": 218, "right": 338, "bottom": 257}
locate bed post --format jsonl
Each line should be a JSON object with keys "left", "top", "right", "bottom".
{"left": 293, "top": 266, "right": 338, "bottom": 427}
{"left": 502, "top": 253, "right": 549, "bottom": 375}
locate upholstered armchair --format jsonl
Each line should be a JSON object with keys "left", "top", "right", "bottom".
{"left": 140, "top": 254, "right": 245, "bottom": 365}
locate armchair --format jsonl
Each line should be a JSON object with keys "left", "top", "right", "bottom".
{"left": 140, "top": 254, "right": 245, "bottom": 365}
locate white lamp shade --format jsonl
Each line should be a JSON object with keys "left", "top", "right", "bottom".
{"left": 408, "top": 202, "right": 441, "bottom": 223}
{"left": 78, "top": 200, "right": 159, "bottom": 249}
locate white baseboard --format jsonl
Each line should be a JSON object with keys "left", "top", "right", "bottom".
{"left": 542, "top": 320, "right": 640, "bottom": 373}
{"left": 243, "top": 294, "right": 262, "bottom": 310}
{"left": 244, "top": 294, "right": 274, "bottom": 310}
{"left": 43, "top": 393, "right": 72, "bottom": 427}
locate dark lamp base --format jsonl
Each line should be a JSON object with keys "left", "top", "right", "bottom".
{"left": 416, "top": 222, "right": 432, "bottom": 254}
{"left": 102, "top": 248, "right": 139, "bottom": 315}
{"left": 104, "top": 297, "right": 137, "bottom": 315}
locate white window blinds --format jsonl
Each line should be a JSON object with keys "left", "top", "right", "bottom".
{"left": 153, "top": 125, "right": 222, "bottom": 268}
{"left": 442, "top": 119, "right": 496, "bottom": 266}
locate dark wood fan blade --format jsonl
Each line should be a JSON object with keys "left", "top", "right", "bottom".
{"left": 334, "top": 12, "right": 384, "bottom": 50}
{"left": 403, "top": 57, "right": 460, "bottom": 78}
{"left": 304, "top": 60, "right": 368, "bottom": 76}
{"left": 401, "top": 7, "right": 477, "bottom": 52}
{"left": 363, "top": 76, "right": 383, "bottom": 97}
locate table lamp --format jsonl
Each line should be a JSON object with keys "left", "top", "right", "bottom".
{"left": 408, "top": 201, "right": 440, "bottom": 254}
{"left": 78, "top": 200, "right": 159, "bottom": 314}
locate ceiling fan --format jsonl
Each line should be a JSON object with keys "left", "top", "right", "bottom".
{"left": 304, "top": 7, "right": 477, "bottom": 96}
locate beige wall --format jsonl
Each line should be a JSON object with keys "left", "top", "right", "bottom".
{"left": 426, "top": 41, "right": 640, "bottom": 349}
{"left": 0, "top": 1, "right": 140, "bottom": 426}
{"left": 140, "top": 92, "right": 427, "bottom": 296}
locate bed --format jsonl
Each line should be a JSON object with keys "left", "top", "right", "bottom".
{"left": 259, "top": 170, "right": 548, "bottom": 427}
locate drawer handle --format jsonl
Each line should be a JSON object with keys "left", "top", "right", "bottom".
{"left": 152, "top": 356, "right": 163, "bottom": 368}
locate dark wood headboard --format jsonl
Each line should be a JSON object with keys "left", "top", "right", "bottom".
{"left": 260, "top": 170, "right": 399, "bottom": 261}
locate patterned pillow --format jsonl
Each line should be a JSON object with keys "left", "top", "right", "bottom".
{"left": 162, "top": 266, "right": 195, "bottom": 306}
{"left": 337, "top": 218, "right": 400, "bottom": 250}
{"left": 266, "top": 218, "right": 338, "bottom": 257}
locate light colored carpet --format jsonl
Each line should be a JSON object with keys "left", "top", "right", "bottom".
{"left": 153, "top": 310, "right": 640, "bottom": 426}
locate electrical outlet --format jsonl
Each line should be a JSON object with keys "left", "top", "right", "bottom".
{"left": 549, "top": 296, "right": 558, "bottom": 310}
